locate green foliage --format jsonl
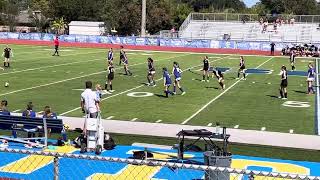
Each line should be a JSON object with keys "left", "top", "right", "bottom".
{"left": 50, "top": 17, "right": 67, "bottom": 34}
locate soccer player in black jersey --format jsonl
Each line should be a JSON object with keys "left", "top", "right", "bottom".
{"left": 279, "top": 65, "right": 288, "bottom": 99}
{"left": 212, "top": 69, "right": 225, "bottom": 90}
{"left": 107, "top": 48, "right": 113, "bottom": 69}
{"left": 2, "top": 45, "right": 13, "bottom": 68}
{"left": 289, "top": 50, "right": 296, "bottom": 71}
{"left": 105, "top": 61, "right": 115, "bottom": 93}
{"left": 147, "top": 57, "right": 156, "bottom": 86}
{"left": 202, "top": 56, "right": 210, "bottom": 82}
{"left": 237, "top": 56, "right": 246, "bottom": 80}
{"left": 119, "top": 46, "right": 125, "bottom": 66}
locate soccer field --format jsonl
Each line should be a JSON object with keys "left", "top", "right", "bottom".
{"left": 0, "top": 44, "right": 316, "bottom": 135}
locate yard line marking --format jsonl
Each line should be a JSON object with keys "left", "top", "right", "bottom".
{"left": 207, "top": 123, "right": 212, "bottom": 127}
{"left": 234, "top": 125, "right": 239, "bottom": 129}
{"left": 156, "top": 120, "right": 162, "bottom": 123}
{"left": 12, "top": 109, "right": 21, "bottom": 113}
{"left": 37, "top": 111, "right": 44, "bottom": 114}
{"left": 131, "top": 118, "right": 138, "bottom": 122}
{"left": 289, "top": 129, "right": 294, "bottom": 134}
{"left": 0, "top": 58, "right": 101, "bottom": 76}
{"left": 182, "top": 57, "right": 274, "bottom": 125}
{"left": 60, "top": 55, "right": 230, "bottom": 115}
{"left": 261, "top": 127, "right": 266, "bottom": 131}
{"left": 106, "top": 116, "right": 114, "bottom": 120}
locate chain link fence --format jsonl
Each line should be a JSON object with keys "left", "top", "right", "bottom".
{"left": 0, "top": 148, "right": 319, "bottom": 180}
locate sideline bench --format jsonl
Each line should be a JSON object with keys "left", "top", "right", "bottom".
{"left": 0, "top": 115, "right": 64, "bottom": 147}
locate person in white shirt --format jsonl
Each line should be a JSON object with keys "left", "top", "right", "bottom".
{"left": 81, "top": 81, "right": 99, "bottom": 118}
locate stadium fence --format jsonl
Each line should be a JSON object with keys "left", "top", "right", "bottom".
{"left": 0, "top": 148, "right": 319, "bottom": 180}
{"left": 315, "top": 58, "right": 320, "bottom": 135}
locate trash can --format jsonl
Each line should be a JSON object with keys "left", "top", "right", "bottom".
{"left": 204, "top": 151, "right": 232, "bottom": 180}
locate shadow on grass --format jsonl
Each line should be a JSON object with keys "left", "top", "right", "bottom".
{"left": 266, "top": 95, "right": 279, "bottom": 99}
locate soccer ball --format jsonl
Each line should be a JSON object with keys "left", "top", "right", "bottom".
{"left": 4, "top": 82, "right": 9, "bottom": 87}
{"left": 63, "top": 124, "right": 70, "bottom": 130}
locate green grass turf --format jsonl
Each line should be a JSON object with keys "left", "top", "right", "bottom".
{"left": 0, "top": 44, "right": 316, "bottom": 134}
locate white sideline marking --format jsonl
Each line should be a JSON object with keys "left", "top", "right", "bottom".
{"left": 52, "top": 71, "right": 56, "bottom": 73}
{"left": 156, "top": 120, "right": 162, "bottom": 123}
{"left": 181, "top": 57, "right": 274, "bottom": 125}
{"left": 106, "top": 116, "right": 114, "bottom": 120}
{"left": 0, "top": 58, "right": 101, "bottom": 76}
{"left": 261, "top": 127, "right": 266, "bottom": 131}
{"left": 131, "top": 118, "right": 138, "bottom": 122}
{"left": 207, "top": 123, "right": 212, "bottom": 127}
{"left": 234, "top": 125, "right": 239, "bottom": 129}
{"left": 37, "top": 111, "right": 43, "bottom": 114}
{"left": 12, "top": 109, "right": 21, "bottom": 113}
{"left": 60, "top": 55, "right": 230, "bottom": 115}
{"left": 289, "top": 129, "right": 294, "bottom": 134}
{"left": 79, "top": 72, "right": 84, "bottom": 74}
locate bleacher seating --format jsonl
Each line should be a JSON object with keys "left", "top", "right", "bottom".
{"left": 179, "top": 14, "right": 320, "bottom": 43}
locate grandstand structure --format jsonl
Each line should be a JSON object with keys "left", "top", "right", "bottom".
{"left": 179, "top": 13, "right": 320, "bottom": 43}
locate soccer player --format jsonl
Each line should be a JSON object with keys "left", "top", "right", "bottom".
{"left": 212, "top": 69, "right": 225, "bottom": 90}
{"left": 119, "top": 46, "right": 125, "bottom": 66}
{"left": 307, "top": 63, "right": 315, "bottom": 94}
{"left": 2, "top": 45, "right": 13, "bottom": 68}
{"left": 237, "top": 56, "right": 246, "bottom": 80}
{"left": 163, "top": 67, "right": 174, "bottom": 98}
{"left": 105, "top": 61, "right": 115, "bottom": 93}
{"left": 123, "top": 52, "right": 132, "bottom": 76}
{"left": 289, "top": 50, "right": 296, "bottom": 71}
{"left": 279, "top": 65, "right": 288, "bottom": 99}
{"left": 107, "top": 48, "right": 114, "bottom": 68}
{"left": 172, "top": 62, "right": 185, "bottom": 95}
{"left": 52, "top": 36, "right": 60, "bottom": 56}
{"left": 202, "top": 56, "right": 210, "bottom": 82}
{"left": 270, "top": 42, "right": 275, "bottom": 56}
{"left": 147, "top": 57, "right": 156, "bottom": 86}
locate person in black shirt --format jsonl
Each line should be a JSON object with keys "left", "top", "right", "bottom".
{"left": 105, "top": 61, "right": 115, "bottom": 93}
{"left": 202, "top": 56, "right": 210, "bottom": 82}
{"left": 212, "top": 69, "right": 225, "bottom": 90}
{"left": 279, "top": 65, "right": 288, "bottom": 99}
{"left": 270, "top": 42, "right": 275, "bottom": 56}
{"left": 289, "top": 50, "right": 296, "bottom": 71}
{"left": 2, "top": 45, "right": 13, "bottom": 68}
{"left": 119, "top": 46, "right": 125, "bottom": 66}
{"left": 147, "top": 57, "right": 156, "bottom": 86}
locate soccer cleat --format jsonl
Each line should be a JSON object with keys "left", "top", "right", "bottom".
{"left": 152, "top": 84, "right": 157, "bottom": 87}
{"left": 278, "top": 96, "right": 282, "bottom": 99}
{"left": 243, "top": 78, "right": 247, "bottom": 80}
{"left": 201, "top": 80, "right": 205, "bottom": 82}
{"left": 181, "top": 92, "right": 186, "bottom": 96}
{"left": 206, "top": 80, "right": 209, "bottom": 82}
{"left": 109, "top": 90, "right": 115, "bottom": 93}
{"left": 172, "top": 92, "right": 176, "bottom": 95}
{"left": 282, "top": 97, "right": 287, "bottom": 100}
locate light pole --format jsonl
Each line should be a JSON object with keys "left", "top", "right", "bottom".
{"left": 141, "top": 0, "right": 146, "bottom": 37}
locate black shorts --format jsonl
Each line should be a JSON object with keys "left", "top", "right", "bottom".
{"left": 203, "top": 66, "right": 209, "bottom": 71}
{"left": 281, "top": 80, "right": 288, "bottom": 88}
{"left": 108, "top": 73, "right": 114, "bottom": 80}
{"left": 55, "top": 45, "right": 59, "bottom": 50}
{"left": 240, "top": 66, "right": 245, "bottom": 70}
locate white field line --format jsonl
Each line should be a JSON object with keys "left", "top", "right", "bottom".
{"left": 12, "top": 109, "right": 21, "bottom": 113}
{"left": 156, "top": 120, "right": 162, "bottom": 123}
{"left": 60, "top": 55, "right": 230, "bottom": 116}
{"left": 131, "top": 118, "right": 138, "bottom": 122}
{"left": 234, "top": 125, "right": 239, "bottom": 129}
{"left": 207, "top": 123, "right": 212, "bottom": 127}
{"left": 261, "top": 127, "right": 266, "bottom": 131}
{"left": 106, "top": 116, "right": 114, "bottom": 120}
{"left": 289, "top": 129, "right": 294, "bottom": 134}
{"left": 0, "top": 58, "right": 101, "bottom": 76}
{"left": 0, "top": 54, "right": 187, "bottom": 98}
{"left": 181, "top": 57, "right": 274, "bottom": 125}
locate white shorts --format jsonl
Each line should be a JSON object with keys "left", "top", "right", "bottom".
{"left": 175, "top": 77, "right": 181, "bottom": 81}
{"left": 307, "top": 78, "right": 315, "bottom": 82}
{"left": 150, "top": 71, "right": 155, "bottom": 75}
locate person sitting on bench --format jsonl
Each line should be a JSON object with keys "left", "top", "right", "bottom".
{"left": 42, "top": 106, "right": 57, "bottom": 137}
{"left": 0, "top": 100, "right": 10, "bottom": 116}
{"left": 22, "top": 102, "right": 37, "bottom": 138}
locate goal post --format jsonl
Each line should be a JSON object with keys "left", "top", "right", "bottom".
{"left": 315, "top": 58, "right": 320, "bottom": 135}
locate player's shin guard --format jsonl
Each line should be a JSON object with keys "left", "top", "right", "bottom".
{"left": 203, "top": 75, "right": 205, "bottom": 80}
{"left": 279, "top": 89, "right": 284, "bottom": 98}
{"left": 3, "top": 62, "right": 5, "bottom": 67}
{"left": 292, "top": 65, "right": 295, "bottom": 71}
{"left": 237, "top": 72, "right": 240, "bottom": 78}
{"left": 147, "top": 77, "right": 151, "bottom": 84}
{"left": 243, "top": 73, "right": 246, "bottom": 79}
{"left": 7, "top": 62, "right": 9, "bottom": 68}
{"left": 284, "top": 92, "right": 287, "bottom": 98}
{"left": 164, "top": 90, "right": 169, "bottom": 97}
{"left": 173, "top": 86, "right": 176, "bottom": 93}
{"left": 105, "top": 84, "right": 108, "bottom": 90}
{"left": 110, "top": 84, "right": 113, "bottom": 90}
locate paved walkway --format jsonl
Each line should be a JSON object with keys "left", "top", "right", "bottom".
{"left": 61, "top": 116, "right": 320, "bottom": 151}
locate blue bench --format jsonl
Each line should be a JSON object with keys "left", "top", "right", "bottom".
{"left": 0, "top": 115, "right": 64, "bottom": 147}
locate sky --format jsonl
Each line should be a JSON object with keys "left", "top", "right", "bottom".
{"left": 243, "top": 0, "right": 260, "bottom": 7}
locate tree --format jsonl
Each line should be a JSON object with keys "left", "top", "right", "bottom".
{"left": 50, "top": 17, "right": 67, "bottom": 34}
{"left": 1, "top": 0, "right": 20, "bottom": 32}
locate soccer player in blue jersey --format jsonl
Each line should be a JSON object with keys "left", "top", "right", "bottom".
{"left": 147, "top": 57, "right": 156, "bottom": 86}
{"left": 237, "top": 56, "right": 246, "bottom": 80}
{"left": 307, "top": 63, "right": 315, "bottom": 94}
{"left": 107, "top": 48, "right": 113, "bottom": 68}
{"left": 123, "top": 52, "right": 132, "bottom": 76}
{"left": 172, "top": 62, "right": 186, "bottom": 95}
{"left": 163, "top": 67, "right": 174, "bottom": 98}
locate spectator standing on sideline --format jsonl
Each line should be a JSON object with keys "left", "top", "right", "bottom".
{"left": 270, "top": 42, "right": 276, "bottom": 56}
{"left": 52, "top": 36, "right": 60, "bottom": 56}
{"left": 81, "top": 81, "right": 99, "bottom": 118}
{"left": 0, "top": 100, "right": 10, "bottom": 116}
